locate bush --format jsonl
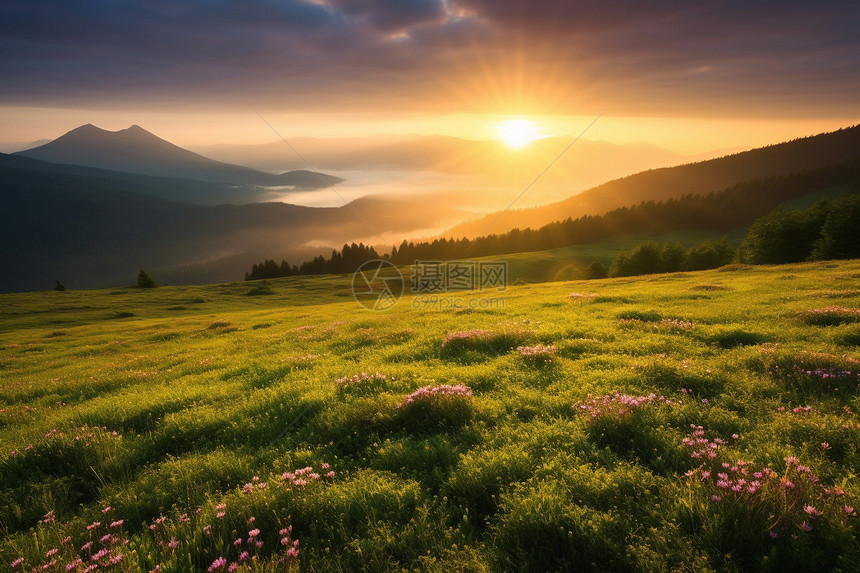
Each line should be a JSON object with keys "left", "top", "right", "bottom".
{"left": 137, "top": 269, "right": 158, "bottom": 288}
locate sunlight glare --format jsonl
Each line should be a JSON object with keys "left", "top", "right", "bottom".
{"left": 496, "top": 119, "right": 541, "bottom": 148}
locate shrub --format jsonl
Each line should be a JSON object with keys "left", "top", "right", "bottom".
{"left": 137, "top": 269, "right": 158, "bottom": 288}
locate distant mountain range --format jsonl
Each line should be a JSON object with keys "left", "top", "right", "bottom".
{"left": 15, "top": 124, "right": 343, "bottom": 191}
{"left": 2, "top": 123, "right": 860, "bottom": 293}
{"left": 0, "top": 151, "right": 466, "bottom": 292}
{"left": 444, "top": 125, "right": 860, "bottom": 238}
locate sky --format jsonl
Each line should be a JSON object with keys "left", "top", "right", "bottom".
{"left": 1, "top": 1, "right": 859, "bottom": 153}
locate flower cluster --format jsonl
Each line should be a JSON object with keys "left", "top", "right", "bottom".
{"left": 574, "top": 393, "right": 675, "bottom": 422}
{"left": 441, "top": 330, "right": 491, "bottom": 348}
{"left": 7, "top": 425, "right": 120, "bottom": 460}
{"left": 9, "top": 463, "right": 332, "bottom": 572}
{"left": 685, "top": 455, "right": 855, "bottom": 538}
{"left": 335, "top": 372, "right": 390, "bottom": 385}
{"left": 796, "top": 306, "right": 860, "bottom": 325}
{"left": 279, "top": 463, "right": 335, "bottom": 487}
{"left": 397, "top": 384, "right": 473, "bottom": 408}
{"left": 567, "top": 292, "right": 597, "bottom": 300}
{"left": 681, "top": 424, "right": 727, "bottom": 460}
{"left": 516, "top": 344, "right": 557, "bottom": 362}
{"left": 12, "top": 506, "right": 129, "bottom": 572}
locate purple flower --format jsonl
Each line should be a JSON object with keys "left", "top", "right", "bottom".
{"left": 208, "top": 557, "right": 227, "bottom": 572}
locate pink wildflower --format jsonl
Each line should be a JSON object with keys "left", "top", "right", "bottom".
{"left": 208, "top": 557, "right": 227, "bottom": 572}
{"left": 804, "top": 505, "right": 822, "bottom": 517}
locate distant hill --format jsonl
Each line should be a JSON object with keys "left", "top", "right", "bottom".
{"left": 0, "top": 152, "right": 270, "bottom": 205}
{"left": 445, "top": 125, "right": 860, "bottom": 238}
{"left": 0, "top": 154, "right": 465, "bottom": 292}
{"left": 15, "top": 124, "right": 343, "bottom": 189}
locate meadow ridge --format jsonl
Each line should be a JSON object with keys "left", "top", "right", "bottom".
{"left": 1, "top": 260, "right": 860, "bottom": 572}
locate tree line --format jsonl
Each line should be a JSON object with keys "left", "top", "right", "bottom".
{"left": 245, "top": 159, "right": 860, "bottom": 281}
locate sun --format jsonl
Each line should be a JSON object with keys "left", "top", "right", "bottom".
{"left": 496, "top": 119, "right": 541, "bottom": 148}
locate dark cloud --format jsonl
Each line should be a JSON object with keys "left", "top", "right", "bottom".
{"left": 0, "top": 0, "right": 858, "bottom": 117}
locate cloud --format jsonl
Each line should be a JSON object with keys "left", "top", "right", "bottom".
{"left": 0, "top": 0, "right": 857, "bottom": 117}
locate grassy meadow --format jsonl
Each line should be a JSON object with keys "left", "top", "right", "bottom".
{"left": 2, "top": 260, "right": 860, "bottom": 572}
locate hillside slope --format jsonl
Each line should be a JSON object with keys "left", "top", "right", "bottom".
{"left": 446, "top": 125, "right": 860, "bottom": 237}
{"left": 1, "top": 262, "right": 859, "bottom": 571}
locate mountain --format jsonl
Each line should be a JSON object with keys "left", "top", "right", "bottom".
{"left": 0, "top": 152, "right": 270, "bottom": 205}
{"left": 0, "top": 153, "right": 466, "bottom": 293}
{"left": 0, "top": 138, "right": 51, "bottom": 153}
{"left": 15, "top": 124, "right": 343, "bottom": 190}
{"left": 444, "top": 125, "right": 860, "bottom": 238}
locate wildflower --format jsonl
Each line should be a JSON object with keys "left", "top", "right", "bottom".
{"left": 168, "top": 537, "right": 179, "bottom": 549}
{"left": 286, "top": 547, "right": 299, "bottom": 559}
{"left": 238, "top": 551, "right": 249, "bottom": 562}
{"left": 248, "top": 516, "right": 256, "bottom": 524}
{"left": 845, "top": 505, "right": 856, "bottom": 516}
{"left": 45, "top": 549, "right": 58, "bottom": 558}
{"left": 248, "top": 528, "right": 260, "bottom": 538}
{"left": 732, "top": 433, "right": 739, "bottom": 440}
{"left": 398, "top": 384, "right": 472, "bottom": 407}
{"left": 321, "top": 463, "right": 330, "bottom": 470}
{"left": 81, "top": 542, "right": 93, "bottom": 552}
{"left": 110, "top": 520, "right": 123, "bottom": 528}
{"left": 769, "top": 531, "right": 778, "bottom": 539}
{"left": 101, "top": 506, "right": 112, "bottom": 514}
{"left": 784, "top": 456, "right": 799, "bottom": 466}
{"left": 710, "top": 495, "right": 721, "bottom": 502}
{"left": 800, "top": 521, "right": 813, "bottom": 532}
{"left": 215, "top": 503, "right": 226, "bottom": 511}
{"left": 109, "top": 553, "right": 123, "bottom": 565}
{"left": 228, "top": 565, "right": 238, "bottom": 573}
{"left": 42, "top": 510, "right": 56, "bottom": 524}
{"left": 208, "top": 557, "right": 227, "bottom": 572}
{"left": 326, "top": 471, "right": 336, "bottom": 478}
{"left": 803, "top": 505, "right": 820, "bottom": 517}
{"left": 87, "top": 521, "right": 101, "bottom": 531}
{"left": 203, "top": 525, "right": 212, "bottom": 536}
{"left": 66, "top": 558, "right": 83, "bottom": 571}
{"left": 234, "top": 538, "right": 242, "bottom": 546}
{"left": 61, "top": 536, "right": 71, "bottom": 545}
{"left": 100, "top": 533, "right": 112, "bottom": 544}
{"left": 179, "top": 513, "right": 190, "bottom": 524}
{"left": 822, "top": 442, "right": 831, "bottom": 450}
{"left": 255, "top": 541, "right": 264, "bottom": 548}
{"left": 216, "top": 511, "right": 226, "bottom": 519}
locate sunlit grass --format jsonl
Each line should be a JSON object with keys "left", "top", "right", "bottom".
{"left": 1, "top": 261, "right": 859, "bottom": 571}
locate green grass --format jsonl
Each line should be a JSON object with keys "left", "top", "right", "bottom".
{"left": 1, "top": 260, "right": 860, "bottom": 571}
